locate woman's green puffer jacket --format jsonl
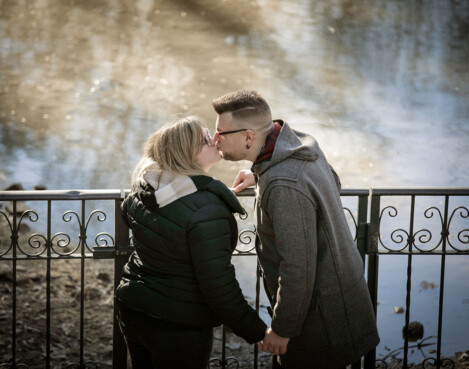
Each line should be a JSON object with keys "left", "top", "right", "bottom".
{"left": 116, "top": 175, "right": 266, "bottom": 344}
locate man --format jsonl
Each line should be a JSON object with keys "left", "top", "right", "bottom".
{"left": 212, "top": 89, "right": 380, "bottom": 369}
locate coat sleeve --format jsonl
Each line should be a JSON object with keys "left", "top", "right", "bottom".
{"left": 264, "top": 185, "right": 318, "bottom": 338}
{"left": 187, "top": 204, "right": 267, "bottom": 344}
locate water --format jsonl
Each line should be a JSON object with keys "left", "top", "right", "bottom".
{"left": 1, "top": 0, "right": 468, "bottom": 362}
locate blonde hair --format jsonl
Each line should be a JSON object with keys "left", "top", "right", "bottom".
{"left": 131, "top": 116, "right": 206, "bottom": 189}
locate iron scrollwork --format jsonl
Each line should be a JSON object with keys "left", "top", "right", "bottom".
{"left": 235, "top": 209, "right": 257, "bottom": 254}
{"left": 15, "top": 210, "right": 46, "bottom": 257}
{"left": 0, "top": 209, "right": 14, "bottom": 256}
{"left": 236, "top": 228, "right": 256, "bottom": 254}
{"left": 447, "top": 206, "right": 469, "bottom": 252}
{"left": 378, "top": 203, "right": 469, "bottom": 253}
{"left": 208, "top": 357, "right": 240, "bottom": 368}
{"left": 94, "top": 232, "right": 115, "bottom": 247}
{"left": 61, "top": 209, "right": 114, "bottom": 253}
{"left": 239, "top": 212, "right": 248, "bottom": 221}
{"left": 50, "top": 232, "right": 73, "bottom": 255}
{"left": 422, "top": 357, "right": 455, "bottom": 368}
{"left": 65, "top": 360, "right": 98, "bottom": 369}
{"left": 379, "top": 206, "right": 410, "bottom": 252}
{"left": 412, "top": 207, "right": 444, "bottom": 252}
{"left": 0, "top": 206, "right": 115, "bottom": 258}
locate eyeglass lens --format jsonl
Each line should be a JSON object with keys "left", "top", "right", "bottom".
{"left": 203, "top": 129, "right": 218, "bottom": 146}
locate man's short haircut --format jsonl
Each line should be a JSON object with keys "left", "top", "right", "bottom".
{"left": 212, "top": 89, "right": 272, "bottom": 122}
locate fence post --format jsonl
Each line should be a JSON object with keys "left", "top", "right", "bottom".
{"left": 357, "top": 194, "right": 369, "bottom": 268}
{"left": 113, "top": 194, "right": 130, "bottom": 369}
{"left": 354, "top": 193, "right": 369, "bottom": 369}
{"left": 364, "top": 190, "right": 380, "bottom": 369}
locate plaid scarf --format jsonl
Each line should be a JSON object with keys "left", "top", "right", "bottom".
{"left": 254, "top": 120, "right": 282, "bottom": 164}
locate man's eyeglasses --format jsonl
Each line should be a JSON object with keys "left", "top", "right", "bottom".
{"left": 214, "top": 128, "right": 250, "bottom": 142}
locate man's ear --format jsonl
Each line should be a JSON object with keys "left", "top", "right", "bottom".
{"left": 246, "top": 129, "right": 256, "bottom": 143}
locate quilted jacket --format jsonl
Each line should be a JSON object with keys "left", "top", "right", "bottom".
{"left": 116, "top": 174, "right": 266, "bottom": 344}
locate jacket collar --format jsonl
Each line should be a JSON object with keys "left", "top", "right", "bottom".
{"left": 191, "top": 175, "right": 246, "bottom": 215}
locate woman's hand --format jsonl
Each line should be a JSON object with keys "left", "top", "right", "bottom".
{"left": 259, "top": 327, "right": 290, "bottom": 356}
{"left": 232, "top": 170, "right": 255, "bottom": 192}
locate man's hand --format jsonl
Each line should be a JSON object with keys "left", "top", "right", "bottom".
{"left": 259, "top": 327, "right": 290, "bottom": 356}
{"left": 232, "top": 170, "right": 255, "bottom": 193}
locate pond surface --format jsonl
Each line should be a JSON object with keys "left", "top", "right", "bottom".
{"left": 1, "top": 0, "right": 468, "bottom": 362}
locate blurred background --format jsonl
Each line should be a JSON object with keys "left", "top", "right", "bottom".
{"left": 1, "top": 0, "right": 468, "bottom": 363}
{"left": 1, "top": 0, "right": 468, "bottom": 190}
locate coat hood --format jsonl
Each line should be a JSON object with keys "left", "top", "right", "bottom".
{"left": 143, "top": 168, "right": 198, "bottom": 208}
{"left": 136, "top": 165, "right": 245, "bottom": 215}
{"left": 252, "top": 120, "right": 320, "bottom": 176}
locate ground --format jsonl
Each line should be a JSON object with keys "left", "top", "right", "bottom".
{"left": 0, "top": 213, "right": 273, "bottom": 369}
{"left": 0, "top": 255, "right": 277, "bottom": 368}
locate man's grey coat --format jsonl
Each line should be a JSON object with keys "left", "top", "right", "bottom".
{"left": 252, "top": 121, "right": 380, "bottom": 369}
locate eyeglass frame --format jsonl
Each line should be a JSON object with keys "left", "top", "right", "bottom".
{"left": 202, "top": 128, "right": 253, "bottom": 147}
{"left": 202, "top": 128, "right": 216, "bottom": 147}
{"left": 214, "top": 128, "right": 252, "bottom": 142}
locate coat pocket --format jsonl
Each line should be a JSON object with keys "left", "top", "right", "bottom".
{"left": 287, "top": 296, "right": 331, "bottom": 353}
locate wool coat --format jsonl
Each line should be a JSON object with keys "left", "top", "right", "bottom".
{"left": 252, "top": 121, "right": 380, "bottom": 368}
{"left": 116, "top": 174, "right": 267, "bottom": 344}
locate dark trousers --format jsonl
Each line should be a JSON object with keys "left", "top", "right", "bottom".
{"left": 116, "top": 303, "right": 213, "bottom": 369}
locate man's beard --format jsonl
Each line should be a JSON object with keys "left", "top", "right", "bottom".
{"left": 220, "top": 151, "right": 243, "bottom": 162}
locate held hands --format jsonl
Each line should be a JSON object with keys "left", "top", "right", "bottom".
{"left": 256, "top": 327, "right": 290, "bottom": 356}
{"left": 232, "top": 170, "right": 256, "bottom": 193}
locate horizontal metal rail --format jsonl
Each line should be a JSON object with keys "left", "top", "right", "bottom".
{"left": 0, "top": 189, "right": 125, "bottom": 200}
{"left": 370, "top": 187, "right": 469, "bottom": 196}
{"left": 0, "top": 188, "right": 373, "bottom": 200}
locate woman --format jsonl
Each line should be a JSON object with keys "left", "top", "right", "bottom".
{"left": 115, "top": 116, "right": 267, "bottom": 369}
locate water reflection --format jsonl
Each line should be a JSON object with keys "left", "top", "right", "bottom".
{"left": 2, "top": 0, "right": 467, "bottom": 187}
{"left": 1, "top": 0, "right": 468, "bottom": 360}
{"left": 242, "top": 0, "right": 469, "bottom": 186}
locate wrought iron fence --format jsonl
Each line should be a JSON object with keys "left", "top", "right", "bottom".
{"left": 0, "top": 188, "right": 468, "bottom": 369}
{"left": 368, "top": 188, "right": 469, "bottom": 369}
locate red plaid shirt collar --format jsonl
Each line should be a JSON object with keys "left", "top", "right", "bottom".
{"left": 254, "top": 120, "right": 283, "bottom": 164}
